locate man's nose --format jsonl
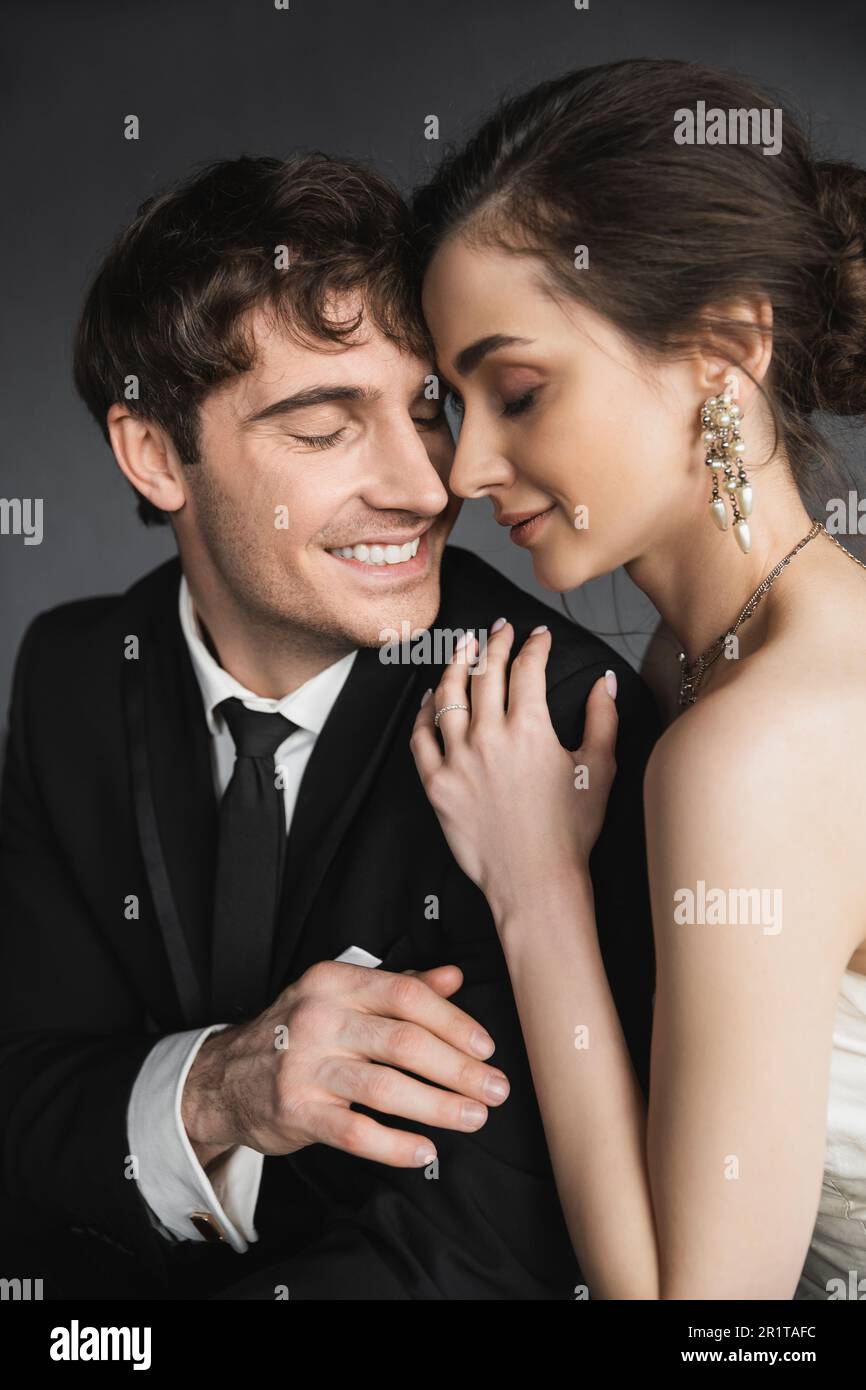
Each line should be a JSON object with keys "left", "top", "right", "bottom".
{"left": 364, "top": 418, "right": 451, "bottom": 516}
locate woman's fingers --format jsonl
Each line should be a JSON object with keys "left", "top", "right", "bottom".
{"left": 409, "top": 630, "right": 476, "bottom": 778}
{"left": 430, "top": 629, "right": 475, "bottom": 751}
{"left": 410, "top": 686, "right": 443, "bottom": 780}
{"left": 467, "top": 617, "right": 513, "bottom": 725}
{"left": 507, "top": 625, "right": 552, "bottom": 719}
{"left": 574, "top": 670, "right": 619, "bottom": 770}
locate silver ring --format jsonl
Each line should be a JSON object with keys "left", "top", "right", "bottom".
{"left": 433, "top": 702, "right": 470, "bottom": 728}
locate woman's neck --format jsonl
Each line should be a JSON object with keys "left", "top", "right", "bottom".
{"left": 627, "top": 458, "right": 814, "bottom": 670}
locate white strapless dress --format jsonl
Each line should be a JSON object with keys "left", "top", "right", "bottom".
{"left": 795, "top": 969, "right": 866, "bottom": 1300}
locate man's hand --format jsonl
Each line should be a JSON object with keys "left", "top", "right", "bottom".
{"left": 181, "top": 961, "right": 510, "bottom": 1170}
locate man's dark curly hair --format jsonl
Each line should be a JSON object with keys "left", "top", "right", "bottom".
{"left": 73, "top": 153, "right": 431, "bottom": 523}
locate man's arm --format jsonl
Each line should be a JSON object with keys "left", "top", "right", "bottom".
{"left": 0, "top": 617, "right": 191, "bottom": 1276}
{"left": 127, "top": 1024, "right": 264, "bottom": 1251}
{"left": 2, "top": 618, "right": 516, "bottom": 1281}
{"left": 133, "top": 943, "right": 389, "bottom": 1250}
{"left": 205, "top": 655, "right": 661, "bottom": 1301}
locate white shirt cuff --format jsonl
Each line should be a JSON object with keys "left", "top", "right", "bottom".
{"left": 127, "top": 1025, "right": 263, "bottom": 1253}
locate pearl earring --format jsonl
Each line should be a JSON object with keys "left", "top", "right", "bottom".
{"left": 701, "top": 382, "right": 753, "bottom": 554}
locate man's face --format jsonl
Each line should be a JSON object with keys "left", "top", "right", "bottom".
{"left": 177, "top": 303, "right": 459, "bottom": 648}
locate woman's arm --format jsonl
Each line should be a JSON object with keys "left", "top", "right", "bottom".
{"left": 497, "top": 872, "right": 659, "bottom": 1298}
{"left": 412, "top": 622, "right": 859, "bottom": 1298}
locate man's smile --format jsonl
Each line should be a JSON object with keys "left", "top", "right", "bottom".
{"left": 323, "top": 524, "right": 434, "bottom": 578}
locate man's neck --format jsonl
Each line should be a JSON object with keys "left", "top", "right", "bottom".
{"left": 186, "top": 575, "right": 354, "bottom": 699}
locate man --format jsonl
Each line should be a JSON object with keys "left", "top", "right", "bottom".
{"left": 0, "top": 154, "right": 659, "bottom": 1300}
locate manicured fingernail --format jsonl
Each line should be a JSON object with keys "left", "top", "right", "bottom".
{"left": 420, "top": 687, "right": 433, "bottom": 706}
{"left": 604, "top": 669, "right": 617, "bottom": 699}
{"left": 454, "top": 629, "right": 474, "bottom": 653}
{"left": 471, "top": 1030, "right": 495, "bottom": 1058}
{"left": 415, "top": 1146, "right": 437, "bottom": 1166}
{"left": 490, "top": 616, "right": 507, "bottom": 633}
{"left": 530, "top": 624, "right": 548, "bottom": 636}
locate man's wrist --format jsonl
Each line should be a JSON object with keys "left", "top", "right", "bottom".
{"left": 181, "top": 1029, "right": 237, "bottom": 1152}
{"left": 127, "top": 1025, "right": 259, "bottom": 1250}
{"left": 191, "top": 1137, "right": 235, "bottom": 1170}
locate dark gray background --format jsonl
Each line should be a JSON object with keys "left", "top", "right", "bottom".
{"left": 2, "top": 0, "right": 865, "bottom": 723}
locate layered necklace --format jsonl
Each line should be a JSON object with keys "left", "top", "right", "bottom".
{"left": 677, "top": 519, "right": 866, "bottom": 708}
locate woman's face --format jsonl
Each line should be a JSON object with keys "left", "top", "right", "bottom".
{"left": 422, "top": 235, "right": 704, "bottom": 592}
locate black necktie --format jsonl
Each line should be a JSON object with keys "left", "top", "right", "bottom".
{"left": 210, "top": 697, "right": 296, "bottom": 1020}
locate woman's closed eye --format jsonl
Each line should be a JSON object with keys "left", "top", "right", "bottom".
{"left": 444, "top": 385, "right": 541, "bottom": 419}
{"left": 501, "top": 388, "right": 538, "bottom": 418}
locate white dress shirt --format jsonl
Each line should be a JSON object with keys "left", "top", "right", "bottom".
{"left": 126, "top": 575, "right": 358, "bottom": 1253}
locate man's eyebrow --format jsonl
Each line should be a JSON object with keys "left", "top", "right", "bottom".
{"left": 453, "top": 335, "right": 535, "bottom": 377}
{"left": 241, "top": 384, "right": 382, "bottom": 426}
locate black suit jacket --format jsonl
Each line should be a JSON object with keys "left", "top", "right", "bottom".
{"left": 0, "top": 544, "right": 659, "bottom": 1299}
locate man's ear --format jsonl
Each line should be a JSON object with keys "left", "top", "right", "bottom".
{"left": 107, "top": 404, "right": 186, "bottom": 517}
{"left": 693, "top": 295, "right": 774, "bottom": 408}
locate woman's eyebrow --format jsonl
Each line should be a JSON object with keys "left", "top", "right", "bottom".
{"left": 453, "top": 334, "right": 535, "bottom": 377}
{"left": 241, "top": 384, "right": 382, "bottom": 426}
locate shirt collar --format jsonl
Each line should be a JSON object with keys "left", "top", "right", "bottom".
{"left": 178, "top": 573, "right": 357, "bottom": 737}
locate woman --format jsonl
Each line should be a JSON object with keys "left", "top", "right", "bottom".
{"left": 408, "top": 58, "right": 866, "bottom": 1299}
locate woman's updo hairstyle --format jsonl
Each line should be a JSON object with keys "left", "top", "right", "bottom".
{"left": 412, "top": 58, "right": 866, "bottom": 488}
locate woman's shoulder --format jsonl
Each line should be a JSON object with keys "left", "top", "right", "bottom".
{"left": 645, "top": 629, "right": 866, "bottom": 818}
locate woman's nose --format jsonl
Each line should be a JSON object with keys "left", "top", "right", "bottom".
{"left": 449, "top": 423, "right": 513, "bottom": 500}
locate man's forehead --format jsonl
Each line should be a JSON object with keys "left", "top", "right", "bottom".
{"left": 234, "top": 303, "right": 431, "bottom": 407}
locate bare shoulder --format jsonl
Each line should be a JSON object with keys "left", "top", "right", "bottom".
{"left": 647, "top": 647, "right": 866, "bottom": 801}
{"left": 643, "top": 602, "right": 866, "bottom": 962}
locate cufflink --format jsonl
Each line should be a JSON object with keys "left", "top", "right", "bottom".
{"left": 189, "top": 1211, "right": 227, "bottom": 1243}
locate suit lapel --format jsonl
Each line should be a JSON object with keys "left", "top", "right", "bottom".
{"left": 123, "top": 563, "right": 215, "bottom": 1026}
{"left": 269, "top": 646, "right": 420, "bottom": 992}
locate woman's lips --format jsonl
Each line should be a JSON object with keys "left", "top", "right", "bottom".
{"left": 507, "top": 506, "right": 556, "bottom": 547}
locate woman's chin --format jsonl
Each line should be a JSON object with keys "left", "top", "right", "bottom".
{"left": 532, "top": 547, "right": 600, "bottom": 594}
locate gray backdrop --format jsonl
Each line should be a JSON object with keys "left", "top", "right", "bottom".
{"left": 2, "top": 0, "right": 865, "bottom": 725}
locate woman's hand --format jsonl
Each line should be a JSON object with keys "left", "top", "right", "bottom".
{"left": 410, "top": 619, "right": 620, "bottom": 923}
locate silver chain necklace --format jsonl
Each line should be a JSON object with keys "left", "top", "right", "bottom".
{"left": 677, "top": 519, "right": 866, "bottom": 708}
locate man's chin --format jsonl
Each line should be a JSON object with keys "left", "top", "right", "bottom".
{"left": 316, "top": 532, "right": 448, "bottom": 648}
{"left": 346, "top": 582, "right": 443, "bottom": 649}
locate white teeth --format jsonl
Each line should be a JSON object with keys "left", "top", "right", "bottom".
{"left": 328, "top": 536, "right": 421, "bottom": 565}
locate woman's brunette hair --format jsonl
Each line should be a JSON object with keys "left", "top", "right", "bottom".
{"left": 412, "top": 58, "right": 866, "bottom": 491}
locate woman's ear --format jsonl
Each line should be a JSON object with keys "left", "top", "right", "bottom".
{"left": 694, "top": 295, "right": 774, "bottom": 408}
{"left": 107, "top": 404, "right": 186, "bottom": 517}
